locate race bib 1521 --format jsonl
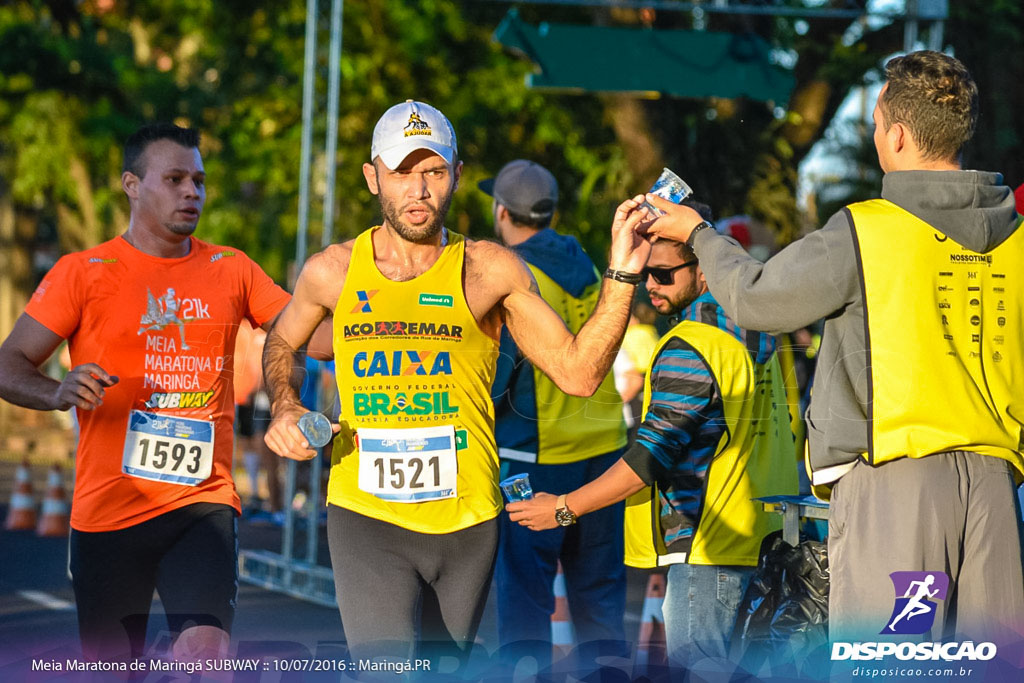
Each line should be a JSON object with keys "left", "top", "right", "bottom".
{"left": 357, "top": 425, "right": 457, "bottom": 502}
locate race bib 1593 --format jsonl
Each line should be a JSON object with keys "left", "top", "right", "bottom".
{"left": 121, "top": 410, "right": 214, "bottom": 486}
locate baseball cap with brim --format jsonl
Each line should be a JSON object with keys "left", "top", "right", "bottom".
{"left": 371, "top": 100, "right": 457, "bottom": 170}
{"left": 478, "top": 159, "right": 558, "bottom": 221}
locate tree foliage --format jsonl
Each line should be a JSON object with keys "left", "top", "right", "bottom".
{"left": 2, "top": 0, "right": 1019, "bottom": 309}
{"left": 947, "top": 0, "right": 1024, "bottom": 186}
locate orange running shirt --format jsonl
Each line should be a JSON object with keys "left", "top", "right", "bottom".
{"left": 25, "top": 235, "right": 290, "bottom": 531}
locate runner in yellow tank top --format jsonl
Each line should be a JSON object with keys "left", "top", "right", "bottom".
{"left": 261, "top": 101, "right": 654, "bottom": 665}
{"left": 331, "top": 227, "right": 502, "bottom": 533}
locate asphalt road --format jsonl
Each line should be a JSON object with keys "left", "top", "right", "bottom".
{"left": 0, "top": 497, "right": 652, "bottom": 682}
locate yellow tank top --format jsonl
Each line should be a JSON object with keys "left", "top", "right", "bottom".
{"left": 328, "top": 227, "right": 501, "bottom": 533}
{"left": 849, "top": 200, "right": 1024, "bottom": 475}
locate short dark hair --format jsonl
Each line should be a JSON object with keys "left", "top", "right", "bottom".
{"left": 681, "top": 198, "right": 713, "bottom": 222}
{"left": 505, "top": 207, "right": 551, "bottom": 230}
{"left": 662, "top": 199, "right": 712, "bottom": 260}
{"left": 123, "top": 123, "right": 200, "bottom": 177}
{"left": 668, "top": 239, "right": 697, "bottom": 262}
{"left": 881, "top": 51, "right": 978, "bottom": 163}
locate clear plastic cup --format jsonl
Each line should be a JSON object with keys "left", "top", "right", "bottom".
{"left": 499, "top": 473, "right": 534, "bottom": 503}
{"left": 642, "top": 167, "right": 693, "bottom": 217}
{"left": 297, "top": 411, "right": 333, "bottom": 448}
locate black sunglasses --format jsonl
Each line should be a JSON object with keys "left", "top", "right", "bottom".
{"left": 643, "top": 260, "right": 698, "bottom": 285}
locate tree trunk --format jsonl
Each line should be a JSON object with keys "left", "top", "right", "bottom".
{"left": 0, "top": 186, "right": 52, "bottom": 433}
{"left": 602, "top": 95, "right": 666, "bottom": 189}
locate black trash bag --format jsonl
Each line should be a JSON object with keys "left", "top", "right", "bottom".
{"left": 733, "top": 533, "right": 830, "bottom": 677}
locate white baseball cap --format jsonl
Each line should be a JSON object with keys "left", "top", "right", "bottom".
{"left": 371, "top": 100, "right": 458, "bottom": 170}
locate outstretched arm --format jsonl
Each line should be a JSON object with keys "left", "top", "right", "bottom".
{"left": 508, "top": 333, "right": 718, "bottom": 530}
{"left": 0, "top": 314, "right": 117, "bottom": 412}
{"left": 643, "top": 193, "right": 857, "bottom": 333}
{"left": 501, "top": 195, "right": 653, "bottom": 396}
{"left": 506, "top": 459, "right": 646, "bottom": 531}
{"left": 263, "top": 248, "right": 346, "bottom": 460}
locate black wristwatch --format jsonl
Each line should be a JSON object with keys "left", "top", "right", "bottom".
{"left": 685, "top": 220, "right": 715, "bottom": 248}
{"left": 604, "top": 268, "right": 643, "bottom": 285}
{"left": 554, "top": 494, "right": 578, "bottom": 526}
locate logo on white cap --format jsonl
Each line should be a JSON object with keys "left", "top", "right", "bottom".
{"left": 371, "top": 100, "right": 457, "bottom": 170}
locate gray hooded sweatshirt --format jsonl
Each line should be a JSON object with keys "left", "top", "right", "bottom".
{"left": 691, "top": 170, "right": 1020, "bottom": 486}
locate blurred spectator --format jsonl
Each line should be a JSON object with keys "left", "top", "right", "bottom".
{"left": 613, "top": 301, "right": 660, "bottom": 440}
{"left": 482, "top": 159, "right": 629, "bottom": 667}
{"left": 233, "top": 322, "right": 281, "bottom": 515}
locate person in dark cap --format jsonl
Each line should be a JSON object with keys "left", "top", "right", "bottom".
{"left": 481, "top": 160, "right": 629, "bottom": 666}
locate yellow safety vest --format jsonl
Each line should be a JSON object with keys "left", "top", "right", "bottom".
{"left": 328, "top": 228, "right": 501, "bottom": 533}
{"left": 517, "top": 265, "right": 626, "bottom": 464}
{"left": 848, "top": 199, "right": 1024, "bottom": 475}
{"left": 777, "top": 334, "right": 806, "bottom": 459}
{"left": 623, "top": 320, "right": 797, "bottom": 568}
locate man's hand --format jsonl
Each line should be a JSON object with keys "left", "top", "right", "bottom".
{"left": 643, "top": 194, "right": 706, "bottom": 243}
{"left": 264, "top": 403, "right": 342, "bottom": 461}
{"left": 608, "top": 195, "right": 654, "bottom": 274}
{"left": 506, "top": 492, "right": 560, "bottom": 531}
{"left": 54, "top": 364, "right": 118, "bottom": 411}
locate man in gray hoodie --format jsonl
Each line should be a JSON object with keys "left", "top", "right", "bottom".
{"left": 644, "top": 50, "right": 1024, "bottom": 645}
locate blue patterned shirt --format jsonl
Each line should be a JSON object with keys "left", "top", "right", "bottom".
{"left": 622, "top": 292, "right": 776, "bottom": 553}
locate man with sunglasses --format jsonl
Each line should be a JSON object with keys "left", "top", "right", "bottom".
{"left": 507, "top": 202, "right": 797, "bottom": 670}
{"left": 641, "top": 51, "right": 1024, "bottom": 646}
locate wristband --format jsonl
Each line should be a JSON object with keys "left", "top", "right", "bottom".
{"left": 685, "top": 220, "right": 715, "bottom": 248}
{"left": 604, "top": 268, "right": 643, "bottom": 285}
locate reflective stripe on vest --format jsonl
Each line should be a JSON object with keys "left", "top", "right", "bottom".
{"left": 623, "top": 320, "right": 796, "bottom": 568}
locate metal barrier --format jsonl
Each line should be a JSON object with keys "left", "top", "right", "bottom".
{"left": 238, "top": 449, "right": 335, "bottom": 607}
{"left": 239, "top": 548, "right": 336, "bottom": 608}
{"left": 238, "top": 0, "right": 344, "bottom": 608}
{"left": 755, "top": 494, "right": 829, "bottom": 545}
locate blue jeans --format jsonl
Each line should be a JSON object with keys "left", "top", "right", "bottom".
{"left": 663, "top": 563, "right": 753, "bottom": 669}
{"left": 495, "top": 450, "right": 627, "bottom": 667}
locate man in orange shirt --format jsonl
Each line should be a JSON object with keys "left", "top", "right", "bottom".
{"left": 0, "top": 123, "right": 297, "bottom": 663}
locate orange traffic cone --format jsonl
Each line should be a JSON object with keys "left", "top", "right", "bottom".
{"left": 5, "top": 459, "right": 38, "bottom": 531}
{"left": 37, "top": 465, "right": 71, "bottom": 537}
{"left": 634, "top": 572, "right": 668, "bottom": 675}
{"left": 551, "top": 561, "right": 576, "bottom": 658}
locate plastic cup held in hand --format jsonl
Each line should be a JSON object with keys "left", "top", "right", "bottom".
{"left": 499, "top": 473, "right": 534, "bottom": 503}
{"left": 642, "top": 167, "right": 693, "bottom": 217}
{"left": 297, "top": 411, "right": 333, "bottom": 448}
